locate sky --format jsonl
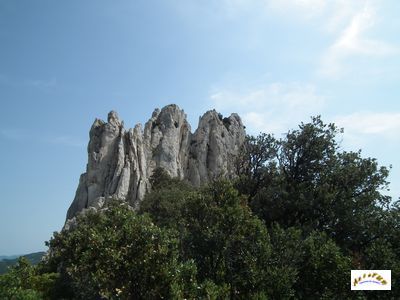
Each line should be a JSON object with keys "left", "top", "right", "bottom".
{"left": 0, "top": 0, "right": 399, "bottom": 255}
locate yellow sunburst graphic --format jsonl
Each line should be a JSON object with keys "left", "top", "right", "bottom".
{"left": 353, "top": 272, "right": 387, "bottom": 286}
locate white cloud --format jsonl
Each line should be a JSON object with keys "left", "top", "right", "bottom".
{"left": 210, "top": 82, "right": 325, "bottom": 135}
{"left": 210, "top": 82, "right": 400, "bottom": 143}
{"left": 266, "top": 0, "right": 328, "bottom": 19}
{"left": 216, "top": 0, "right": 398, "bottom": 78}
{"left": 323, "top": 0, "right": 359, "bottom": 32}
{"left": 220, "top": 0, "right": 358, "bottom": 24}
{"left": 333, "top": 112, "right": 400, "bottom": 198}
{"left": 335, "top": 112, "right": 400, "bottom": 139}
{"left": 320, "top": 1, "right": 398, "bottom": 77}
{"left": 175, "top": 0, "right": 348, "bottom": 23}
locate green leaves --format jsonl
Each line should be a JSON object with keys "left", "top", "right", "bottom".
{"left": 46, "top": 202, "right": 197, "bottom": 299}
{"left": 297, "top": 231, "right": 352, "bottom": 299}
{"left": 241, "top": 117, "right": 392, "bottom": 249}
{"left": 142, "top": 179, "right": 273, "bottom": 298}
{"left": 0, "top": 257, "right": 58, "bottom": 300}
{"left": 234, "top": 116, "right": 400, "bottom": 298}
{"left": 178, "top": 181, "right": 272, "bottom": 297}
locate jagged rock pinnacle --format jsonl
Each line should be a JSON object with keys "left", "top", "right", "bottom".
{"left": 66, "top": 104, "right": 246, "bottom": 221}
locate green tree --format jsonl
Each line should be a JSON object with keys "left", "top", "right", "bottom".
{"left": 178, "top": 180, "right": 272, "bottom": 298}
{"left": 142, "top": 177, "right": 276, "bottom": 298}
{"left": 265, "top": 225, "right": 303, "bottom": 299}
{"left": 0, "top": 256, "right": 58, "bottom": 300}
{"left": 148, "top": 166, "right": 176, "bottom": 189}
{"left": 45, "top": 201, "right": 197, "bottom": 299}
{"left": 234, "top": 133, "right": 277, "bottom": 200}
{"left": 295, "top": 231, "right": 352, "bottom": 300}
{"left": 357, "top": 201, "right": 400, "bottom": 299}
{"left": 240, "top": 116, "right": 391, "bottom": 252}
{"left": 140, "top": 167, "right": 196, "bottom": 228}
{"left": 234, "top": 116, "right": 399, "bottom": 298}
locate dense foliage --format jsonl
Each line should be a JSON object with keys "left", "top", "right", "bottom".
{"left": 235, "top": 116, "right": 399, "bottom": 299}
{"left": 1, "top": 116, "right": 399, "bottom": 299}
{"left": 0, "top": 257, "right": 58, "bottom": 299}
{"left": 45, "top": 203, "right": 199, "bottom": 299}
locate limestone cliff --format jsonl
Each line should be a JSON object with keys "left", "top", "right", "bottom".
{"left": 66, "top": 104, "right": 246, "bottom": 221}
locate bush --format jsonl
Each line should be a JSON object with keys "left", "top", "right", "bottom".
{"left": 0, "top": 257, "right": 58, "bottom": 300}
{"left": 46, "top": 202, "right": 198, "bottom": 299}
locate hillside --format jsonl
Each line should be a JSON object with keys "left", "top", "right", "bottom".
{"left": 0, "top": 255, "right": 19, "bottom": 261}
{"left": 0, "top": 252, "right": 46, "bottom": 274}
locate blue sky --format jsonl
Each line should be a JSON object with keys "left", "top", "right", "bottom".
{"left": 0, "top": 0, "right": 399, "bottom": 255}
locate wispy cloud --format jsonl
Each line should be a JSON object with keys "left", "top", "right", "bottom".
{"left": 175, "top": 0, "right": 340, "bottom": 23}
{"left": 335, "top": 111, "right": 400, "bottom": 141}
{"left": 210, "top": 82, "right": 400, "bottom": 144}
{"left": 333, "top": 112, "right": 400, "bottom": 198}
{"left": 320, "top": 1, "right": 399, "bottom": 77}
{"left": 219, "top": 0, "right": 356, "bottom": 23}
{"left": 265, "top": 0, "right": 328, "bottom": 20}
{"left": 322, "top": 1, "right": 360, "bottom": 33}
{"left": 210, "top": 82, "right": 325, "bottom": 135}
{"left": 213, "top": 0, "right": 399, "bottom": 78}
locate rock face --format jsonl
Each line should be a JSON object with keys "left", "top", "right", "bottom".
{"left": 66, "top": 104, "right": 246, "bottom": 221}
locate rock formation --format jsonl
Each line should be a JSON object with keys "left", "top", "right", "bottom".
{"left": 66, "top": 104, "right": 246, "bottom": 221}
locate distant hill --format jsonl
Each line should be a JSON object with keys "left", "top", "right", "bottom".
{"left": 0, "top": 252, "right": 46, "bottom": 274}
{"left": 0, "top": 255, "right": 19, "bottom": 261}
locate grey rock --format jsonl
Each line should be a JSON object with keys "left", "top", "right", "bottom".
{"left": 66, "top": 104, "right": 246, "bottom": 222}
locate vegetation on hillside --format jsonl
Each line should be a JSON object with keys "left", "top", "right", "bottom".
{"left": 1, "top": 116, "right": 399, "bottom": 299}
{"left": 0, "top": 252, "right": 46, "bottom": 275}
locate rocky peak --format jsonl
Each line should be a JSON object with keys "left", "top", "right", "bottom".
{"left": 66, "top": 104, "right": 246, "bottom": 221}
{"left": 107, "top": 110, "right": 123, "bottom": 127}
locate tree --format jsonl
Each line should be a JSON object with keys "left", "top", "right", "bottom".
{"left": 140, "top": 167, "right": 196, "bottom": 228}
{"left": 358, "top": 201, "right": 400, "bottom": 299}
{"left": 45, "top": 201, "right": 198, "bottom": 299}
{"left": 234, "top": 133, "right": 277, "bottom": 200}
{"left": 239, "top": 116, "right": 391, "bottom": 252}
{"left": 142, "top": 177, "right": 277, "bottom": 298}
{"left": 234, "top": 116, "right": 399, "bottom": 298}
{"left": 0, "top": 256, "right": 58, "bottom": 300}
{"left": 178, "top": 180, "right": 272, "bottom": 298}
{"left": 295, "top": 231, "right": 352, "bottom": 300}
{"left": 265, "top": 224, "right": 303, "bottom": 299}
